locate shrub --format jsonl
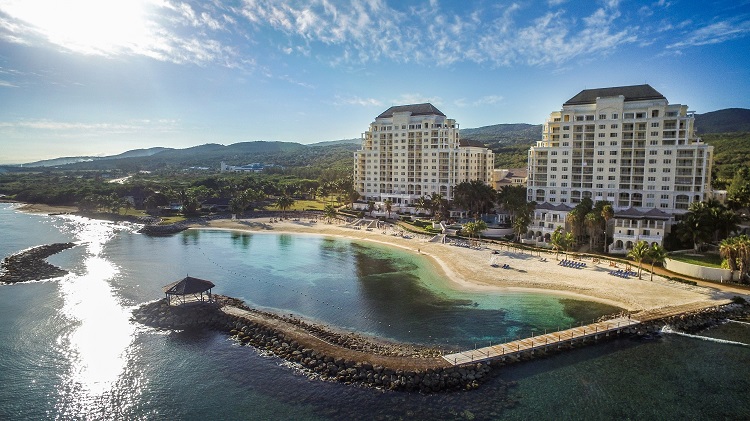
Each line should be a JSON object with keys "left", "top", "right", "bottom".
{"left": 670, "top": 276, "right": 698, "bottom": 286}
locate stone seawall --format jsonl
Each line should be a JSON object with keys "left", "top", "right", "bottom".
{"left": 131, "top": 297, "right": 491, "bottom": 392}
{"left": 131, "top": 296, "right": 750, "bottom": 393}
{"left": 0, "top": 242, "right": 76, "bottom": 283}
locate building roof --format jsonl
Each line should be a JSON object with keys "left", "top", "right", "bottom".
{"left": 535, "top": 202, "right": 573, "bottom": 211}
{"left": 377, "top": 103, "right": 445, "bottom": 119}
{"left": 615, "top": 207, "right": 671, "bottom": 220}
{"left": 563, "top": 84, "right": 666, "bottom": 106}
{"left": 162, "top": 276, "right": 215, "bottom": 295}
{"left": 459, "top": 138, "right": 486, "bottom": 148}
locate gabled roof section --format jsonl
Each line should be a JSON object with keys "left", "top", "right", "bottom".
{"left": 564, "top": 84, "right": 666, "bottom": 106}
{"left": 459, "top": 138, "right": 486, "bottom": 148}
{"left": 614, "top": 207, "right": 671, "bottom": 219}
{"left": 163, "top": 276, "right": 215, "bottom": 295}
{"left": 377, "top": 103, "right": 445, "bottom": 119}
{"left": 535, "top": 202, "right": 572, "bottom": 211}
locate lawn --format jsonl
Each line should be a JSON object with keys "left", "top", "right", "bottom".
{"left": 668, "top": 252, "right": 724, "bottom": 268}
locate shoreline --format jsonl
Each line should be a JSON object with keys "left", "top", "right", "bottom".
{"left": 9, "top": 202, "right": 742, "bottom": 313}
{"left": 195, "top": 217, "right": 735, "bottom": 313}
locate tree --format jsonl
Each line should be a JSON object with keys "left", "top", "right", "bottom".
{"left": 229, "top": 197, "right": 246, "bottom": 219}
{"left": 346, "top": 189, "right": 360, "bottom": 209}
{"left": 462, "top": 220, "right": 487, "bottom": 245}
{"left": 276, "top": 195, "right": 295, "bottom": 218}
{"left": 601, "top": 204, "right": 614, "bottom": 253}
{"left": 367, "top": 200, "right": 375, "bottom": 217}
{"left": 646, "top": 243, "right": 668, "bottom": 281}
{"left": 496, "top": 185, "right": 528, "bottom": 223}
{"left": 323, "top": 203, "right": 337, "bottom": 223}
{"left": 720, "top": 237, "right": 739, "bottom": 282}
{"left": 677, "top": 201, "right": 717, "bottom": 251}
{"left": 727, "top": 167, "right": 750, "bottom": 211}
{"left": 513, "top": 212, "right": 532, "bottom": 242}
{"left": 453, "top": 180, "right": 496, "bottom": 218}
{"left": 584, "top": 211, "right": 601, "bottom": 252}
{"left": 384, "top": 199, "right": 393, "bottom": 219}
{"left": 414, "top": 196, "right": 429, "bottom": 216}
{"left": 550, "top": 226, "right": 565, "bottom": 260}
{"left": 627, "top": 240, "right": 650, "bottom": 279}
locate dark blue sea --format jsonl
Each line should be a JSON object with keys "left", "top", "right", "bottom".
{"left": 1, "top": 203, "right": 749, "bottom": 420}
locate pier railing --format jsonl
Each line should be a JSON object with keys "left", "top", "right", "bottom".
{"left": 442, "top": 316, "right": 640, "bottom": 366}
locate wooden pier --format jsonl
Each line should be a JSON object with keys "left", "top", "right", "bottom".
{"left": 442, "top": 316, "right": 640, "bottom": 366}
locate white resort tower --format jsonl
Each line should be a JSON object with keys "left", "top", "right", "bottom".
{"left": 354, "top": 103, "right": 493, "bottom": 211}
{"left": 526, "top": 85, "right": 713, "bottom": 253}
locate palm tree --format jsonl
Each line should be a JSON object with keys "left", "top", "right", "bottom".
{"left": 584, "top": 212, "right": 601, "bottom": 252}
{"left": 513, "top": 212, "right": 531, "bottom": 242}
{"left": 414, "top": 196, "right": 429, "bottom": 216}
{"left": 347, "top": 189, "right": 360, "bottom": 210}
{"left": 276, "top": 195, "right": 295, "bottom": 218}
{"left": 565, "top": 209, "right": 581, "bottom": 246}
{"left": 627, "top": 240, "right": 650, "bottom": 279}
{"left": 384, "top": 199, "right": 393, "bottom": 219}
{"left": 646, "top": 243, "right": 668, "bottom": 281}
{"left": 720, "top": 237, "right": 739, "bottom": 282}
{"left": 367, "top": 200, "right": 375, "bottom": 217}
{"left": 323, "top": 203, "right": 337, "bottom": 223}
{"left": 550, "top": 226, "right": 565, "bottom": 260}
{"left": 462, "top": 220, "right": 487, "bottom": 245}
{"left": 601, "top": 204, "right": 614, "bottom": 253}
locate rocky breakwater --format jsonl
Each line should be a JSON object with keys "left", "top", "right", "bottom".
{"left": 131, "top": 295, "right": 494, "bottom": 392}
{"left": 635, "top": 302, "right": 750, "bottom": 335}
{"left": 138, "top": 222, "right": 189, "bottom": 236}
{"left": 0, "top": 242, "right": 76, "bottom": 283}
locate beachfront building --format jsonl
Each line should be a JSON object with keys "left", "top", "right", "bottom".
{"left": 527, "top": 84, "right": 714, "bottom": 253}
{"left": 493, "top": 168, "right": 528, "bottom": 190}
{"left": 354, "top": 103, "right": 494, "bottom": 214}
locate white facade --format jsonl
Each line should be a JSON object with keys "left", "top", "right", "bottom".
{"left": 527, "top": 85, "right": 713, "bottom": 214}
{"left": 354, "top": 103, "right": 494, "bottom": 206}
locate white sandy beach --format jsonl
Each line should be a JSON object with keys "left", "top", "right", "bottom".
{"left": 200, "top": 216, "right": 734, "bottom": 313}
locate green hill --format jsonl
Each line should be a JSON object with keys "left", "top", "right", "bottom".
{"left": 696, "top": 108, "right": 750, "bottom": 134}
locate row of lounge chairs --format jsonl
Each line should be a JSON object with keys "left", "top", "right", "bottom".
{"left": 491, "top": 263, "right": 512, "bottom": 269}
{"left": 559, "top": 259, "right": 587, "bottom": 269}
{"left": 609, "top": 269, "right": 637, "bottom": 278}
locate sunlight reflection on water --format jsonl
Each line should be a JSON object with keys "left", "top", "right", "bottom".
{"left": 57, "top": 216, "right": 138, "bottom": 400}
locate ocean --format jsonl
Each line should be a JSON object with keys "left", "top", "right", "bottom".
{"left": 0, "top": 203, "right": 748, "bottom": 420}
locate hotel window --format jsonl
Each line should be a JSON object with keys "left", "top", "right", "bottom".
{"left": 610, "top": 151, "right": 618, "bottom": 155}
{"left": 599, "top": 114, "right": 606, "bottom": 120}
{"left": 597, "top": 159, "right": 605, "bottom": 163}
{"left": 608, "top": 176, "right": 615, "bottom": 180}
{"left": 661, "top": 194, "right": 669, "bottom": 199}
{"left": 610, "top": 141, "right": 618, "bottom": 146}
{"left": 612, "top": 113, "right": 619, "bottom": 119}
{"left": 649, "top": 159, "right": 657, "bottom": 164}
{"left": 599, "top": 124, "right": 606, "bottom": 129}
{"left": 609, "top": 159, "right": 617, "bottom": 164}
{"left": 663, "top": 159, "right": 672, "bottom": 164}
{"left": 649, "top": 168, "right": 657, "bottom": 173}
{"left": 662, "top": 186, "right": 670, "bottom": 190}
{"left": 648, "top": 185, "right": 656, "bottom": 190}
{"left": 662, "top": 177, "right": 671, "bottom": 182}
{"left": 598, "top": 133, "right": 606, "bottom": 138}
{"left": 624, "top": 113, "right": 634, "bottom": 119}
{"left": 652, "top": 110, "right": 659, "bottom": 118}
{"left": 651, "top": 122, "right": 659, "bottom": 127}
{"left": 596, "top": 184, "right": 604, "bottom": 188}
{"left": 597, "top": 151, "right": 605, "bottom": 155}
{"left": 610, "top": 133, "right": 618, "bottom": 137}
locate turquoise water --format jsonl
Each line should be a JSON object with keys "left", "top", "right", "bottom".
{"left": 1, "top": 203, "right": 749, "bottom": 420}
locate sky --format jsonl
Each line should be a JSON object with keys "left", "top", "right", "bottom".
{"left": 0, "top": 0, "right": 749, "bottom": 164}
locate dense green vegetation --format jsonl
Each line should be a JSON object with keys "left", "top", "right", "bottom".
{"left": 703, "top": 132, "right": 750, "bottom": 188}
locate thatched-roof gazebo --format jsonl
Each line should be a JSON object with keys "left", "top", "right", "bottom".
{"left": 162, "top": 276, "right": 215, "bottom": 305}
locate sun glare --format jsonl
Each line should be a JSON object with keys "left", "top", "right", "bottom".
{"left": 4, "top": 0, "right": 153, "bottom": 55}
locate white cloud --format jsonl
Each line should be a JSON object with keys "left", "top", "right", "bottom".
{"left": 0, "top": 80, "right": 19, "bottom": 88}
{"left": 333, "top": 95, "right": 383, "bottom": 107}
{"left": 668, "top": 18, "right": 750, "bottom": 48}
{"left": 0, "top": 119, "right": 180, "bottom": 134}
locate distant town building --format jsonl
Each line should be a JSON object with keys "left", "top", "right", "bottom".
{"left": 526, "top": 84, "right": 714, "bottom": 253}
{"left": 220, "top": 161, "right": 276, "bottom": 173}
{"left": 353, "top": 103, "right": 494, "bottom": 212}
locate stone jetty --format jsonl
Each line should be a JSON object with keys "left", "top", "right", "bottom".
{"left": 132, "top": 296, "right": 491, "bottom": 392}
{"left": 130, "top": 294, "right": 750, "bottom": 393}
{"left": 0, "top": 242, "right": 76, "bottom": 283}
